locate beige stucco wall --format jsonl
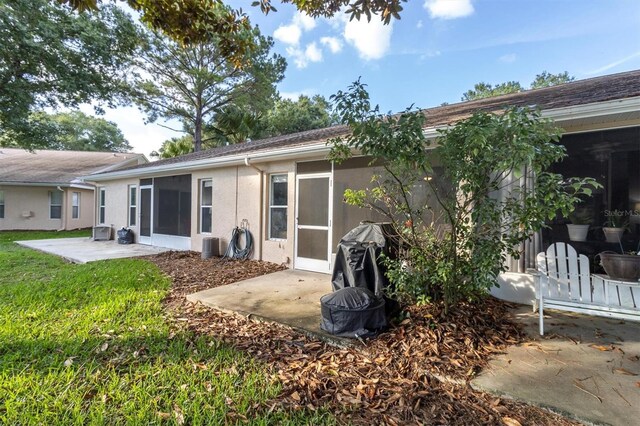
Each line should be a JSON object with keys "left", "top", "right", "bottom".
{"left": 0, "top": 185, "right": 96, "bottom": 231}
{"left": 97, "top": 178, "right": 139, "bottom": 240}
{"left": 190, "top": 160, "right": 296, "bottom": 266}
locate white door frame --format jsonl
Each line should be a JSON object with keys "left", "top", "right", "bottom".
{"left": 294, "top": 172, "right": 333, "bottom": 273}
{"left": 138, "top": 184, "right": 152, "bottom": 245}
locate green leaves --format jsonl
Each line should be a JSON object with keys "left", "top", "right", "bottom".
{"left": 330, "top": 81, "right": 597, "bottom": 312}
{"left": 0, "top": 0, "right": 141, "bottom": 150}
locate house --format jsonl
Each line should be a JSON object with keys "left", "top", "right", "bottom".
{"left": 86, "top": 69, "right": 640, "bottom": 305}
{"left": 0, "top": 149, "right": 147, "bottom": 231}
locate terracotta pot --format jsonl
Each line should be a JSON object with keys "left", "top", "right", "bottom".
{"left": 598, "top": 252, "right": 640, "bottom": 281}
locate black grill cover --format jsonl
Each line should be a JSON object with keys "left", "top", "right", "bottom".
{"left": 320, "top": 287, "right": 387, "bottom": 338}
{"left": 331, "top": 223, "right": 397, "bottom": 296}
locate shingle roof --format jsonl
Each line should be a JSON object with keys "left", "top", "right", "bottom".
{"left": 0, "top": 149, "right": 146, "bottom": 185}
{"left": 108, "top": 69, "right": 640, "bottom": 174}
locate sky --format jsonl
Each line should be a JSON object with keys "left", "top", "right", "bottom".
{"left": 94, "top": 0, "right": 640, "bottom": 157}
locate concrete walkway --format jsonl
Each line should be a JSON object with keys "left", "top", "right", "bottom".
{"left": 16, "top": 237, "right": 169, "bottom": 263}
{"left": 472, "top": 307, "right": 640, "bottom": 426}
{"left": 187, "top": 269, "right": 351, "bottom": 344}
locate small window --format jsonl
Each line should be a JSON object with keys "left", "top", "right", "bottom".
{"left": 0, "top": 191, "right": 4, "bottom": 219}
{"left": 98, "top": 188, "right": 106, "bottom": 224}
{"left": 269, "top": 174, "right": 288, "bottom": 240}
{"left": 200, "top": 179, "right": 212, "bottom": 233}
{"left": 128, "top": 185, "right": 137, "bottom": 226}
{"left": 49, "top": 191, "right": 63, "bottom": 219}
{"left": 71, "top": 192, "right": 80, "bottom": 219}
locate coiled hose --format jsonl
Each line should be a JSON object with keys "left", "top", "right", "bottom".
{"left": 223, "top": 226, "right": 254, "bottom": 260}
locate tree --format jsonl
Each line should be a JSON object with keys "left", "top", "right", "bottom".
{"left": 57, "top": 0, "right": 403, "bottom": 63}
{"left": 259, "top": 95, "right": 336, "bottom": 138}
{"left": 461, "top": 81, "right": 523, "bottom": 101}
{"left": 531, "top": 71, "right": 575, "bottom": 89}
{"left": 0, "top": 0, "right": 141, "bottom": 150}
{"left": 461, "top": 71, "right": 575, "bottom": 101}
{"left": 151, "top": 136, "right": 195, "bottom": 159}
{"left": 135, "top": 28, "right": 285, "bottom": 152}
{"left": 329, "top": 80, "right": 598, "bottom": 310}
{"left": 39, "top": 111, "right": 131, "bottom": 152}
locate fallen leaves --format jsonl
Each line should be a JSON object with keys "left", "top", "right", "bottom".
{"left": 149, "top": 253, "right": 579, "bottom": 426}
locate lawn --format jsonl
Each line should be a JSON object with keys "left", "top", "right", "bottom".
{"left": 0, "top": 231, "right": 332, "bottom": 425}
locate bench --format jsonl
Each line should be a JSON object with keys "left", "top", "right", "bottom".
{"left": 536, "top": 243, "right": 640, "bottom": 335}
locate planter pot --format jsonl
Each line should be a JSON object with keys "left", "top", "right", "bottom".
{"left": 567, "top": 224, "right": 589, "bottom": 242}
{"left": 598, "top": 252, "right": 640, "bottom": 281}
{"left": 603, "top": 227, "right": 625, "bottom": 243}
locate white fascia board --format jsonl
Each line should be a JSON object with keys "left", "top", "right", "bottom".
{"left": 541, "top": 96, "right": 640, "bottom": 122}
{"left": 85, "top": 142, "right": 332, "bottom": 182}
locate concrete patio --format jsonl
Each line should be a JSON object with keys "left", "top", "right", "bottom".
{"left": 186, "top": 269, "right": 352, "bottom": 344}
{"left": 16, "top": 237, "right": 170, "bottom": 263}
{"left": 472, "top": 307, "right": 640, "bottom": 426}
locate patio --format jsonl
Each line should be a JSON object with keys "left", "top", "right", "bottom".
{"left": 16, "top": 237, "right": 170, "bottom": 263}
{"left": 187, "top": 269, "right": 354, "bottom": 345}
{"left": 472, "top": 307, "right": 640, "bottom": 426}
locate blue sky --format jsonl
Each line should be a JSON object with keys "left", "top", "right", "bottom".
{"left": 98, "top": 0, "right": 640, "bottom": 156}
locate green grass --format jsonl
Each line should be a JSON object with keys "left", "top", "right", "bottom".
{"left": 0, "top": 231, "right": 333, "bottom": 425}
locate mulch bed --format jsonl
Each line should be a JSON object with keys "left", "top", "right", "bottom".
{"left": 148, "top": 252, "right": 578, "bottom": 425}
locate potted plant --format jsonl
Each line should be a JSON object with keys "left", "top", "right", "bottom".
{"left": 603, "top": 210, "right": 628, "bottom": 243}
{"left": 566, "top": 208, "right": 591, "bottom": 242}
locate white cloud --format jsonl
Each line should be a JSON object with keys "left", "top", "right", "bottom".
{"left": 499, "top": 53, "right": 517, "bottom": 63}
{"left": 293, "top": 12, "right": 317, "bottom": 31}
{"left": 416, "top": 19, "right": 424, "bottom": 29}
{"left": 342, "top": 15, "right": 394, "bottom": 60}
{"left": 279, "top": 89, "right": 314, "bottom": 100}
{"left": 273, "top": 23, "right": 302, "bottom": 45}
{"left": 424, "top": 0, "right": 474, "bottom": 20}
{"left": 273, "top": 12, "right": 316, "bottom": 46}
{"left": 287, "top": 42, "right": 324, "bottom": 68}
{"left": 320, "top": 36, "right": 343, "bottom": 53}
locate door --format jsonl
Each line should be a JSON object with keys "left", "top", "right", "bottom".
{"left": 295, "top": 173, "right": 332, "bottom": 272}
{"left": 139, "top": 185, "right": 152, "bottom": 244}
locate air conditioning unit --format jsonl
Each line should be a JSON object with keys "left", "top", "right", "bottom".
{"left": 201, "top": 237, "right": 221, "bottom": 259}
{"left": 93, "top": 226, "right": 111, "bottom": 241}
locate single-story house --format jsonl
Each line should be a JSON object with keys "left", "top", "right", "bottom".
{"left": 86, "top": 69, "right": 640, "bottom": 305}
{"left": 0, "top": 149, "right": 147, "bottom": 231}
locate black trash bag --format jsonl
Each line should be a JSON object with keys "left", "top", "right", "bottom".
{"left": 320, "top": 287, "right": 387, "bottom": 338}
{"left": 117, "top": 227, "right": 134, "bottom": 245}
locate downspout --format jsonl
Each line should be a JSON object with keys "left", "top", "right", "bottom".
{"left": 57, "top": 186, "right": 67, "bottom": 231}
{"left": 244, "top": 157, "right": 264, "bottom": 261}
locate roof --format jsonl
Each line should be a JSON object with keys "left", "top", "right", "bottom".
{"left": 102, "top": 69, "right": 640, "bottom": 176}
{"left": 0, "top": 149, "right": 147, "bottom": 185}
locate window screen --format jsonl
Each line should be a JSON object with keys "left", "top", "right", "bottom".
{"left": 269, "top": 174, "right": 288, "bottom": 239}
{"left": 98, "top": 188, "right": 106, "bottom": 224}
{"left": 128, "top": 185, "right": 137, "bottom": 226}
{"left": 50, "top": 191, "right": 63, "bottom": 219}
{"left": 153, "top": 175, "right": 191, "bottom": 237}
{"left": 0, "top": 191, "right": 4, "bottom": 219}
{"left": 200, "top": 179, "right": 212, "bottom": 233}
{"left": 71, "top": 192, "right": 80, "bottom": 219}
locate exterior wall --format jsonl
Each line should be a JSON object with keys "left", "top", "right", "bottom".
{"left": 190, "top": 160, "right": 296, "bottom": 266}
{"left": 64, "top": 188, "right": 95, "bottom": 230}
{"left": 0, "top": 185, "right": 63, "bottom": 230}
{"left": 97, "top": 178, "right": 139, "bottom": 240}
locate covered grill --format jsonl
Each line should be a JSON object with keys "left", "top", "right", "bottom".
{"left": 320, "top": 223, "right": 398, "bottom": 338}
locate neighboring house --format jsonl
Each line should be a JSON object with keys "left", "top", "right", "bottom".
{"left": 86, "top": 70, "right": 640, "bottom": 305}
{"left": 0, "top": 149, "right": 147, "bottom": 231}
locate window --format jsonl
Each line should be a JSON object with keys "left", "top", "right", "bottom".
{"left": 269, "top": 174, "right": 288, "bottom": 239}
{"left": 128, "top": 185, "right": 137, "bottom": 226}
{"left": 200, "top": 179, "right": 212, "bottom": 233}
{"left": 98, "top": 188, "right": 106, "bottom": 224}
{"left": 49, "top": 191, "right": 63, "bottom": 219}
{"left": 0, "top": 191, "right": 4, "bottom": 219}
{"left": 71, "top": 192, "right": 80, "bottom": 219}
